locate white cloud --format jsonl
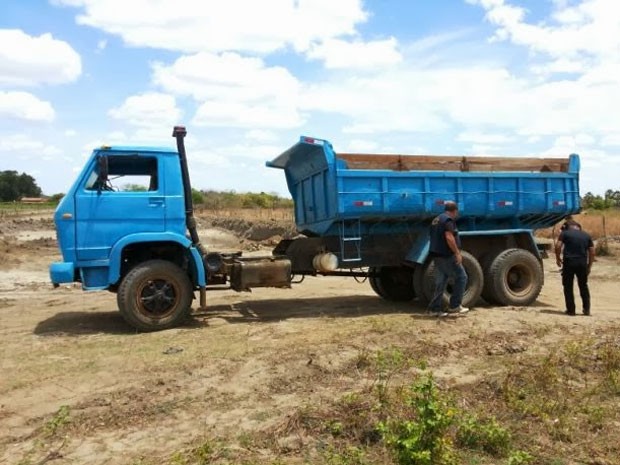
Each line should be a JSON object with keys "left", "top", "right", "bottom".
{"left": 96, "top": 39, "right": 107, "bottom": 51}
{"left": 153, "top": 52, "right": 300, "bottom": 102}
{"left": 299, "top": 61, "right": 620, "bottom": 139}
{"left": 300, "top": 71, "right": 445, "bottom": 134}
{"left": 538, "top": 135, "right": 618, "bottom": 194}
{"left": 217, "top": 143, "right": 286, "bottom": 161}
{"left": 245, "top": 130, "right": 279, "bottom": 142}
{"left": 457, "top": 131, "right": 516, "bottom": 144}
{"left": 306, "top": 37, "right": 402, "bottom": 69}
{"left": 0, "top": 91, "right": 55, "bottom": 121}
{"left": 193, "top": 101, "right": 302, "bottom": 129}
{"left": 108, "top": 92, "right": 182, "bottom": 129}
{"left": 188, "top": 151, "right": 232, "bottom": 171}
{"left": 0, "top": 134, "right": 62, "bottom": 160}
{"left": 81, "top": 132, "right": 128, "bottom": 156}
{"left": 0, "top": 29, "right": 81, "bottom": 86}
{"left": 469, "top": 0, "right": 620, "bottom": 64}
{"left": 601, "top": 134, "right": 620, "bottom": 146}
{"left": 153, "top": 52, "right": 304, "bottom": 129}
{"left": 53, "top": 0, "right": 367, "bottom": 54}
{"left": 341, "top": 139, "right": 380, "bottom": 152}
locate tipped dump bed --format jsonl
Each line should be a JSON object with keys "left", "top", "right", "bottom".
{"left": 267, "top": 137, "right": 581, "bottom": 237}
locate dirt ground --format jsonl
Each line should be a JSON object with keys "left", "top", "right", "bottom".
{"left": 1, "top": 210, "right": 619, "bottom": 464}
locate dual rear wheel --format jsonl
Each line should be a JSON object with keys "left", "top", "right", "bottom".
{"left": 482, "top": 249, "right": 543, "bottom": 306}
{"left": 369, "top": 248, "right": 543, "bottom": 308}
{"left": 413, "top": 250, "right": 483, "bottom": 308}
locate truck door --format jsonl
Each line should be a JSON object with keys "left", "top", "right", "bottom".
{"left": 75, "top": 153, "right": 165, "bottom": 261}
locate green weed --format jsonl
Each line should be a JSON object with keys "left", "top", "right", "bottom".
{"left": 323, "top": 445, "right": 371, "bottom": 465}
{"left": 506, "top": 450, "right": 534, "bottom": 465}
{"left": 44, "top": 405, "right": 71, "bottom": 437}
{"left": 378, "top": 374, "right": 457, "bottom": 465}
{"left": 456, "top": 414, "right": 511, "bottom": 457}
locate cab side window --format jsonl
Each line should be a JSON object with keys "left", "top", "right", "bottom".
{"left": 85, "top": 155, "right": 158, "bottom": 192}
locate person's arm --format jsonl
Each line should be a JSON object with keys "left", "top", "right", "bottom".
{"left": 555, "top": 236, "right": 563, "bottom": 268}
{"left": 444, "top": 231, "right": 462, "bottom": 265}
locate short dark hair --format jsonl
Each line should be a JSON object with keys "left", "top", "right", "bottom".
{"left": 444, "top": 201, "right": 458, "bottom": 212}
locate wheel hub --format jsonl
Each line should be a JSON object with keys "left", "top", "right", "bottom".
{"left": 139, "top": 279, "right": 176, "bottom": 318}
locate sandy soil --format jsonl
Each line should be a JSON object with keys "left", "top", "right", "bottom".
{"left": 1, "top": 211, "right": 619, "bottom": 464}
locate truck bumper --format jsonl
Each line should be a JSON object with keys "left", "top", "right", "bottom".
{"left": 50, "top": 261, "right": 75, "bottom": 284}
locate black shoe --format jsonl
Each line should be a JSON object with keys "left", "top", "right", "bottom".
{"left": 583, "top": 311, "right": 590, "bottom": 316}
{"left": 564, "top": 310, "right": 576, "bottom": 316}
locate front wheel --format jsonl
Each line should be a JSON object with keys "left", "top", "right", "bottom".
{"left": 117, "top": 259, "right": 193, "bottom": 332}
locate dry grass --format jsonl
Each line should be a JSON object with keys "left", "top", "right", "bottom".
{"left": 537, "top": 210, "right": 620, "bottom": 240}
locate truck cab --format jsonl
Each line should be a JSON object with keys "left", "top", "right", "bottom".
{"left": 50, "top": 134, "right": 211, "bottom": 331}
{"left": 50, "top": 127, "right": 291, "bottom": 332}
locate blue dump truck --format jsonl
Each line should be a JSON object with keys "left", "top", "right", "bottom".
{"left": 50, "top": 127, "right": 580, "bottom": 331}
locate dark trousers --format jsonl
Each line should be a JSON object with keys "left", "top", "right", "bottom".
{"left": 429, "top": 255, "right": 468, "bottom": 311}
{"left": 562, "top": 258, "right": 590, "bottom": 314}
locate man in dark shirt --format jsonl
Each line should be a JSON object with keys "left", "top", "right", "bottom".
{"left": 555, "top": 220, "right": 595, "bottom": 316}
{"left": 428, "top": 201, "right": 469, "bottom": 316}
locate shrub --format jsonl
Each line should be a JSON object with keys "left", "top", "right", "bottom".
{"left": 456, "top": 414, "right": 511, "bottom": 456}
{"left": 378, "top": 374, "right": 457, "bottom": 465}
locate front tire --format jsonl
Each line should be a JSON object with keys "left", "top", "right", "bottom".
{"left": 117, "top": 259, "right": 193, "bottom": 332}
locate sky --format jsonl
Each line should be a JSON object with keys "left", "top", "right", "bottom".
{"left": 0, "top": 0, "right": 619, "bottom": 197}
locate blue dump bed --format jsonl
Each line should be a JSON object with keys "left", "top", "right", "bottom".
{"left": 267, "top": 137, "right": 581, "bottom": 237}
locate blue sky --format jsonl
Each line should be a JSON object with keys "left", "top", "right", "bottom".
{"left": 1, "top": 0, "right": 618, "bottom": 197}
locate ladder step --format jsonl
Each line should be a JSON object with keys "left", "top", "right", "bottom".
{"left": 340, "top": 219, "right": 362, "bottom": 262}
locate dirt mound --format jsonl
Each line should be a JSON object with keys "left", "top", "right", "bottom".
{"left": 0, "top": 217, "right": 54, "bottom": 235}
{"left": 208, "top": 217, "right": 297, "bottom": 242}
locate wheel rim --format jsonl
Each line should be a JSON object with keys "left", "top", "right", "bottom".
{"left": 136, "top": 278, "right": 180, "bottom": 319}
{"left": 505, "top": 264, "right": 534, "bottom": 296}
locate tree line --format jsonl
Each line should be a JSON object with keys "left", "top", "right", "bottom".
{"left": 193, "top": 189, "right": 294, "bottom": 209}
{"left": 581, "top": 190, "right": 620, "bottom": 210}
{"left": 0, "top": 170, "right": 42, "bottom": 202}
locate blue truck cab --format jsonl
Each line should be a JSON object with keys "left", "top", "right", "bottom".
{"left": 51, "top": 145, "right": 202, "bottom": 289}
{"left": 50, "top": 127, "right": 290, "bottom": 331}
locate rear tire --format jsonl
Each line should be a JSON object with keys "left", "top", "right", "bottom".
{"left": 413, "top": 262, "right": 430, "bottom": 305}
{"left": 368, "top": 266, "right": 415, "bottom": 301}
{"left": 487, "top": 249, "right": 543, "bottom": 306}
{"left": 369, "top": 268, "right": 388, "bottom": 299}
{"left": 480, "top": 251, "right": 501, "bottom": 305}
{"left": 117, "top": 259, "right": 193, "bottom": 332}
{"left": 418, "top": 251, "right": 483, "bottom": 308}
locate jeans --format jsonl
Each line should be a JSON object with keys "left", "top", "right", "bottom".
{"left": 429, "top": 255, "right": 468, "bottom": 311}
{"left": 562, "top": 257, "right": 590, "bottom": 314}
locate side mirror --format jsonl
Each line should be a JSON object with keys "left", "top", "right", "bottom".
{"left": 96, "top": 155, "right": 109, "bottom": 193}
{"left": 97, "top": 155, "right": 109, "bottom": 178}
